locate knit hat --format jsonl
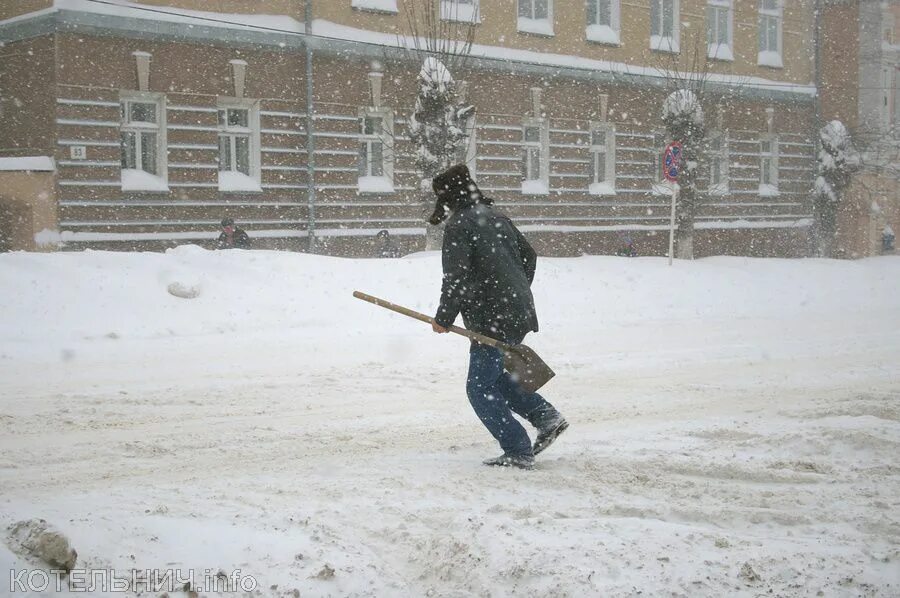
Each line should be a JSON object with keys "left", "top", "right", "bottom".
{"left": 428, "top": 164, "right": 489, "bottom": 225}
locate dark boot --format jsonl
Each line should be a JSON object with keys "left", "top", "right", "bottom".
{"left": 482, "top": 453, "right": 535, "bottom": 470}
{"left": 533, "top": 417, "right": 568, "bottom": 456}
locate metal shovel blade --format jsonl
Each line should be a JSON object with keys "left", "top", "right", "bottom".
{"left": 501, "top": 344, "right": 555, "bottom": 394}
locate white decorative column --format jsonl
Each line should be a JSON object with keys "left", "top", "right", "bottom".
{"left": 229, "top": 59, "right": 248, "bottom": 99}
{"left": 132, "top": 51, "right": 151, "bottom": 91}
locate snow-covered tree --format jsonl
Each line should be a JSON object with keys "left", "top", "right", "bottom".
{"left": 408, "top": 56, "right": 474, "bottom": 199}
{"left": 408, "top": 58, "right": 475, "bottom": 249}
{"left": 394, "top": 0, "right": 477, "bottom": 249}
{"left": 662, "top": 88, "right": 706, "bottom": 260}
{"left": 813, "top": 120, "right": 860, "bottom": 257}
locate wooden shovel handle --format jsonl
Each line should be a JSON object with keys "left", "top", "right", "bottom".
{"left": 352, "top": 291, "right": 505, "bottom": 349}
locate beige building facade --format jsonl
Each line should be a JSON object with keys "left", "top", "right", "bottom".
{"left": 1, "top": 0, "right": 822, "bottom": 256}
{"left": 820, "top": 0, "right": 899, "bottom": 258}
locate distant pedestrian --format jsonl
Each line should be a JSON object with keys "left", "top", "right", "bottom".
{"left": 376, "top": 229, "right": 402, "bottom": 258}
{"left": 615, "top": 234, "right": 637, "bottom": 257}
{"left": 217, "top": 218, "right": 251, "bottom": 249}
{"left": 428, "top": 164, "right": 568, "bottom": 470}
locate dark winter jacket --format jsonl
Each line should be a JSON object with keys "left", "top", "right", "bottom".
{"left": 217, "top": 228, "right": 251, "bottom": 249}
{"left": 434, "top": 202, "right": 539, "bottom": 345}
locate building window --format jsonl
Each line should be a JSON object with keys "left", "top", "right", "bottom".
{"left": 706, "top": 0, "right": 733, "bottom": 61}
{"left": 708, "top": 132, "right": 728, "bottom": 195}
{"left": 586, "top": 0, "right": 620, "bottom": 45}
{"left": 441, "top": 0, "right": 479, "bottom": 23}
{"left": 758, "top": 0, "right": 783, "bottom": 68}
{"left": 518, "top": 0, "right": 553, "bottom": 36}
{"left": 359, "top": 108, "right": 394, "bottom": 193}
{"left": 120, "top": 94, "right": 167, "bottom": 192}
{"left": 650, "top": 0, "right": 679, "bottom": 53}
{"left": 521, "top": 119, "right": 548, "bottom": 194}
{"left": 350, "top": 0, "right": 398, "bottom": 14}
{"left": 589, "top": 123, "right": 616, "bottom": 195}
{"left": 218, "top": 100, "right": 261, "bottom": 192}
{"left": 759, "top": 137, "right": 779, "bottom": 196}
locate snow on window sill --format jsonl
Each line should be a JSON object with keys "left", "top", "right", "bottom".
{"left": 707, "top": 43, "right": 733, "bottom": 62}
{"left": 219, "top": 170, "right": 263, "bottom": 193}
{"left": 351, "top": 0, "right": 398, "bottom": 14}
{"left": 758, "top": 184, "right": 780, "bottom": 197}
{"left": 518, "top": 17, "right": 554, "bottom": 37}
{"left": 708, "top": 183, "right": 729, "bottom": 196}
{"left": 757, "top": 51, "right": 783, "bottom": 69}
{"left": 521, "top": 179, "right": 549, "bottom": 195}
{"left": 650, "top": 34, "right": 679, "bottom": 54}
{"left": 589, "top": 182, "right": 616, "bottom": 196}
{"left": 358, "top": 176, "right": 395, "bottom": 194}
{"left": 121, "top": 169, "right": 169, "bottom": 192}
{"left": 651, "top": 180, "right": 680, "bottom": 196}
{"left": 586, "top": 25, "right": 620, "bottom": 46}
{"left": 440, "top": 1, "right": 480, "bottom": 23}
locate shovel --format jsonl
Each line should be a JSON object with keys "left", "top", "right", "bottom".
{"left": 353, "top": 291, "right": 555, "bottom": 393}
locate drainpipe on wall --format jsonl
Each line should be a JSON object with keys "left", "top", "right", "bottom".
{"left": 304, "top": 0, "right": 317, "bottom": 253}
{"left": 812, "top": 0, "right": 824, "bottom": 257}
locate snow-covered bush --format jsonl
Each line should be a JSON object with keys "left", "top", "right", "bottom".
{"left": 815, "top": 120, "right": 860, "bottom": 204}
{"left": 813, "top": 120, "right": 860, "bottom": 257}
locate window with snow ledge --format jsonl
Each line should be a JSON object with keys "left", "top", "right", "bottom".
{"left": 706, "top": 0, "right": 733, "bottom": 61}
{"left": 707, "top": 132, "right": 729, "bottom": 195}
{"left": 757, "top": 0, "right": 783, "bottom": 68}
{"left": 589, "top": 123, "right": 616, "bottom": 195}
{"left": 518, "top": 0, "right": 553, "bottom": 36}
{"left": 120, "top": 92, "right": 167, "bottom": 192}
{"left": 521, "top": 118, "right": 549, "bottom": 195}
{"left": 586, "top": 0, "right": 620, "bottom": 45}
{"left": 218, "top": 99, "right": 262, "bottom": 193}
{"left": 351, "top": 0, "right": 398, "bottom": 15}
{"left": 441, "top": 0, "right": 480, "bottom": 24}
{"left": 758, "top": 137, "right": 779, "bottom": 196}
{"left": 358, "top": 108, "right": 394, "bottom": 193}
{"left": 650, "top": 0, "right": 679, "bottom": 53}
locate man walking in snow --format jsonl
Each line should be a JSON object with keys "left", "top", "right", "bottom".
{"left": 217, "top": 217, "right": 251, "bottom": 250}
{"left": 428, "top": 164, "right": 568, "bottom": 470}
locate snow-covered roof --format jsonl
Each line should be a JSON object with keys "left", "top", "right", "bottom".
{"left": 2, "top": 0, "right": 305, "bottom": 33}
{"left": 310, "top": 20, "right": 818, "bottom": 97}
{"left": 0, "top": 157, "right": 56, "bottom": 172}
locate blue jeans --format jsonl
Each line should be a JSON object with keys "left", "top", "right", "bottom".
{"left": 466, "top": 341, "right": 561, "bottom": 457}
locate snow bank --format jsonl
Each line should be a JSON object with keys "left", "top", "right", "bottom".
{"left": 1, "top": 248, "right": 897, "bottom": 348}
{"left": 0, "top": 156, "right": 55, "bottom": 171}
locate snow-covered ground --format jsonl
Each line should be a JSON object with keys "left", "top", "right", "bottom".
{"left": 1, "top": 247, "right": 898, "bottom": 597}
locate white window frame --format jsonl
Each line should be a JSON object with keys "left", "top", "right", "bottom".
{"left": 650, "top": 0, "right": 680, "bottom": 53}
{"left": 518, "top": 0, "right": 554, "bottom": 37}
{"left": 358, "top": 107, "right": 394, "bottom": 193}
{"left": 441, "top": 0, "right": 480, "bottom": 23}
{"left": 217, "top": 98, "right": 262, "bottom": 193}
{"left": 759, "top": 135, "right": 779, "bottom": 196}
{"left": 350, "top": 0, "right": 398, "bottom": 15}
{"left": 758, "top": 0, "right": 783, "bottom": 68}
{"left": 707, "top": 131, "right": 729, "bottom": 195}
{"left": 589, "top": 122, "right": 616, "bottom": 195}
{"left": 120, "top": 92, "right": 167, "bottom": 192}
{"left": 706, "top": 0, "right": 733, "bottom": 61}
{"left": 461, "top": 114, "right": 478, "bottom": 178}
{"left": 586, "top": 0, "right": 621, "bottom": 46}
{"left": 521, "top": 118, "right": 549, "bottom": 195}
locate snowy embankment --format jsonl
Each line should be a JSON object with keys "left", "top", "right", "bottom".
{"left": 0, "top": 247, "right": 899, "bottom": 597}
